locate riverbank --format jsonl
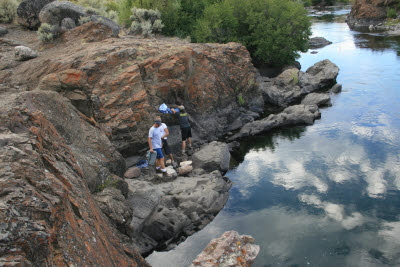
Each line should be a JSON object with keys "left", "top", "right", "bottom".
{"left": 149, "top": 7, "right": 400, "bottom": 266}
{"left": 0, "top": 12, "right": 340, "bottom": 265}
{"left": 346, "top": 0, "right": 400, "bottom": 35}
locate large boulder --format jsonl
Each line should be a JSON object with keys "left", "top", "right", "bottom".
{"left": 0, "top": 91, "right": 148, "bottom": 266}
{"left": 39, "top": 1, "right": 87, "bottom": 26}
{"left": 191, "top": 231, "right": 260, "bottom": 267}
{"left": 259, "top": 60, "right": 339, "bottom": 108}
{"left": 230, "top": 104, "right": 321, "bottom": 140}
{"left": 299, "top": 59, "right": 339, "bottom": 92}
{"left": 192, "top": 141, "right": 231, "bottom": 173}
{"left": 14, "top": 46, "right": 38, "bottom": 61}
{"left": 126, "top": 170, "right": 232, "bottom": 255}
{"left": 17, "top": 0, "right": 55, "bottom": 29}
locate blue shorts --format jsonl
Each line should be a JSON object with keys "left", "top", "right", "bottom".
{"left": 154, "top": 148, "right": 164, "bottom": 159}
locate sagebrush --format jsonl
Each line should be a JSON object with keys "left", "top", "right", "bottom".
{"left": 0, "top": 0, "right": 18, "bottom": 23}
{"left": 37, "top": 23, "right": 58, "bottom": 43}
{"left": 129, "top": 7, "right": 163, "bottom": 37}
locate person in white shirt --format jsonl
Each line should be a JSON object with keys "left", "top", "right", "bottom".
{"left": 148, "top": 116, "right": 166, "bottom": 175}
{"left": 158, "top": 122, "right": 175, "bottom": 164}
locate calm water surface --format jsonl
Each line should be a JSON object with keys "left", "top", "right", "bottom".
{"left": 147, "top": 9, "right": 400, "bottom": 266}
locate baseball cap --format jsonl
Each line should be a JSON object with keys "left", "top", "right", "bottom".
{"left": 178, "top": 105, "right": 185, "bottom": 110}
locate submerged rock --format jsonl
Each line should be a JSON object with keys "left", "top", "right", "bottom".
{"left": 191, "top": 231, "right": 260, "bottom": 267}
{"left": 309, "top": 37, "right": 332, "bottom": 49}
{"left": 330, "top": 83, "right": 342, "bottom": 94}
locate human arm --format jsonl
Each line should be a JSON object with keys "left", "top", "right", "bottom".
{"left": 162, "top": 127, "right": 169, "bottom": 139}
{"left": 148, "top": 137, "right": 154, "bottom": 153}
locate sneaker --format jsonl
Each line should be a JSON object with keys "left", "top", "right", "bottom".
{"left": 162, "top": 171, "right": 168, "bottom": 178}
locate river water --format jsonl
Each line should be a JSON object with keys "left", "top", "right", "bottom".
{"left": 147, "top": 8, "right": 400, "bottom": 266}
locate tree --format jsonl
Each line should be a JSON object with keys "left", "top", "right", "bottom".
{"left": 192, "top": 0, "right": 311, "bottom": 66}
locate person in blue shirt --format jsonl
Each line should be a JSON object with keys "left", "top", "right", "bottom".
{"left": 148, "top": 116, "right": 166, "bottom": 175}
{"left": 171, "top": 105, "right": 192, "bottom": 155}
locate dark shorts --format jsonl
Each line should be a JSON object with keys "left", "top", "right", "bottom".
{"left": 181, "top": 127, "right": 192, "bottom": 141}
{"left": 162, "top": 139, "right": 171, "bottom": 155}
{"left": 154, "top": 148, "right": 164, "bottom": 159}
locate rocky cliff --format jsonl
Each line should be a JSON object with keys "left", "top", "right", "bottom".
{"left": 0, "top": 91, "right": 148, "bottom": 266}
{"left": 1, "top": 22, "right": 262, "bottom": 157}
{"left": 347, "top": 0, "right": 399, "bottom": 31}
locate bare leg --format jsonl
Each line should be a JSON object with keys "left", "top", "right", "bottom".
{"left": 160, "top": 158, "right": 166, "bottom": 170}
{"left": 156, "top": 158, "right": 161, "bottom": 170}
{"left": 169, "top": 154, "right": 174, "bottom": 162}
{"left": 182, "top": 140, "right": 186, "bottom": 152}
{"left": 188, "top": 137, "right": 192, "bottom": 148}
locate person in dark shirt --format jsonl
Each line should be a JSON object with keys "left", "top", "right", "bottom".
{"left": 171, "top": 105, "right": 192, "bottom": 155}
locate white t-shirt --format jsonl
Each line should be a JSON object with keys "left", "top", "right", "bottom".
{"left": 159, "top": 123, "right": 168, "bottom": 140}
{"left": 148, "top": 125, "right": 164, "bottom": 149}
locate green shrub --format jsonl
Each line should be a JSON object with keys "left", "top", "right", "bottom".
{"left": 0, "top": 0, "right": 18, "bottom": 23}
{"left": 95, "top": 177, "right": 119, "bottom": 193}
{"left": 37, "top": 23, "right": 58, "bottom": 43}
{"left": 78, "top": 16, "right": 92, "bottom": 25}
{"left": 387, "top": 8, "right": 397, "bottom": 19}
{"left": 192, "top": 0, "right": 311, "bottom": 66}
{"left": 129, "top": 7, "right": 164, "bottom": 37}
{"left": 117, "top": 0, "right": 218, "bottom": 37}
{"left": 76, "top": 0, "right": 119, "bottom": 22}
{"left": 238, "top": 93, "right": 245, "bottom": 106}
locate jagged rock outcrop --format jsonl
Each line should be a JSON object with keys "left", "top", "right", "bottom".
{"left": 230, "top": 104, "right": 321, "bottom": 140}
{"left": 3, "top": 22, "right": 262, "bottom": 156}
{"left": 259, "top": 60, "right": 339, "bottom": 108}
{"left": 347, "top": 0, "right": 399, "bottom": 31}
{"left": 0, "top": 91, "right": 149, "bottom": 266}
{"left": 126, "top": 170, "right": 232, "bottom": 255}
{"left": 191, "top": 231, "right": 260, "bottom": 267}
